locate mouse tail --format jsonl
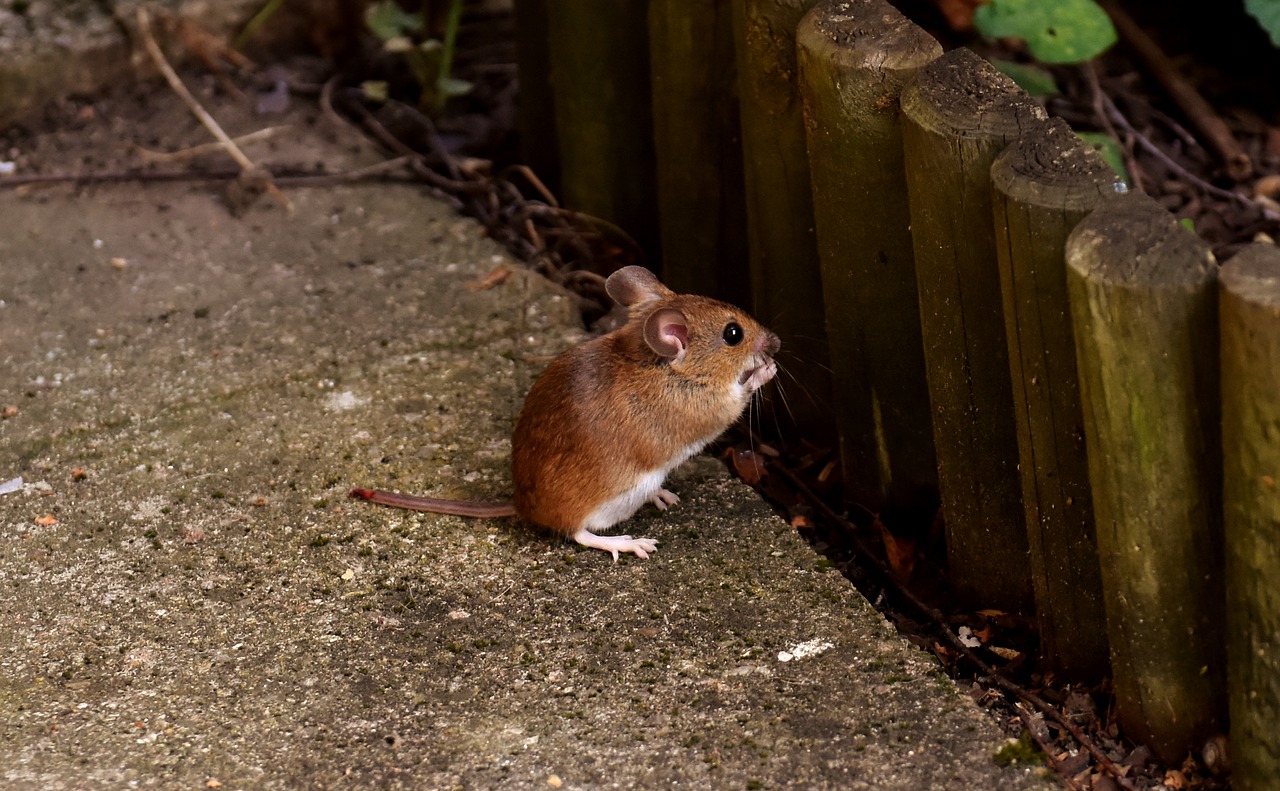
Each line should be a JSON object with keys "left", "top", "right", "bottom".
{"left": 348, "top": 487, "right": 517, "bottom": 518}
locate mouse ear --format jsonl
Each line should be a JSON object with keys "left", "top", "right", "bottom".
{"left": 606, "top": 266, "right": 673, "bottom": 307}
{"left": 644, "top": 308, "right": 689, "bottom": 362}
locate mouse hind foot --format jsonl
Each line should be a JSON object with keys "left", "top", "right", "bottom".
{"left": 571, "top": 529, "right": 658, "bottom": 562}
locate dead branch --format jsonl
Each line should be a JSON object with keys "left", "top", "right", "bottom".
{"left": 135, "top": 6, "right": 292, "bottom": 213}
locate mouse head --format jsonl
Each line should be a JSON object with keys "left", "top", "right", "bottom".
{"left": 605, "top": 266, "right": 780, "bottom": 397}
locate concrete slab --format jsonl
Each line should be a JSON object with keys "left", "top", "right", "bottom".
{"left": 0, "top": 88, "right": 1045, "bottom": 789}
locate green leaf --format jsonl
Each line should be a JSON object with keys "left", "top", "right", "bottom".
{"left": 1179, "top": 217, "right": 1197, "bottom": 233}
{"left": 1076, "top": 131, "right": 1130, "bottom": 185}
{"left": 438, "top": 77, "right": 474, "bottom": 98}
{"left": 989, "top": 59, "right": 1060, "bottom": 97}
{"left": 975, "top": 0, "right": 1117, "bottom": 64}
{"left": 360, "top": 80, "right": 390, "bottom": 103}
{"left": 365, "top": 1, "right": 423, "bottom": 41}
{"left": 1245, "top": 0, "right": 1280, "bottom": 47}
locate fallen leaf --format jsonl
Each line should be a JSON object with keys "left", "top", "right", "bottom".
{"left": 790, "top": 514, "right": 813, "bottom": 530}
{"left": 986, "top": 646, "right": 1022, "bottom": 661}
{"left": 931, "top": 0, "right": 985, "bottom": 31}
{"left": 731, "top": 449, "right": 766, "bottom": 485}
{"left": 34, "top": 514, "right": 57, "bottom": 526}
{"left": 71, "top": 468, "right": 88, "bottom": 481}
{"left": 467, "top": 265, "right": 511, "bottom": 291}
{"left": 873, "top": 516, "right": 916, "bottom": 581}
{"left": 1, "top": 405, "right": 18, "bottom": 418}
{"left": 816, "top": 459, "right": 838, "bottom": 482}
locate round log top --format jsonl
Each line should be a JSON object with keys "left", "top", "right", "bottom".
{"left": 990, "top": 116, "right": 1125, "bottom": 210}
{"left": 1221, "top": 242, "right": 1280, "bottom": 308}
{"left": 1065, "top": 191, "right": 1216, "bottom": 285}
{"left": 797, "top": 0, "right": 941, "bottom": 70}
{"left": 899, "top": 48, "right": 1047, "bottom": 138}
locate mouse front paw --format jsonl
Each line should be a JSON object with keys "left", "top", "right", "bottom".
{"left": 650, "top": 489, "right": 680, "bottom": 511}
{"left": 571, "top": 529, "right": 659, "bottom": 562}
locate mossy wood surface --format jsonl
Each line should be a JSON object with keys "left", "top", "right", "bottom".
{"left": 546, "top": 0, "right": 660, "bottom": 266}
{"left": 1065, "top": 192, "right": 1224, "bottom": 762}
{"left": 729, "top": 0, "right": 832, "bottom": 437}
{"left": 1220, "top": 243, "right": 1280, "bottom": 791}
{"left": 900, "top": 48, "right": 1043, "bottom": 613}
{"left": 649, "top": 0, "right": 750, "bottom": 308}
{"left": 795, "top": 0, "right": 940, "bottom": 514}
{"left": 989, "top": 117, "right": 1120, "bottom": 679}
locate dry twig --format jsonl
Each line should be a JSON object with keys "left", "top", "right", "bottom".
{"left": 1100, "top": 0, "right": 1251, "bottom": 180}
{"left": 135, "top": 6, "right": 292, "bottom": 213}
{"left": 133, "top": 126, "right": 290, "bottom": 162}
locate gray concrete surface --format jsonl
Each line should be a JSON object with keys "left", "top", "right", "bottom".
{"left": 0, "top": 82, "right": 1047, "bottom": 790}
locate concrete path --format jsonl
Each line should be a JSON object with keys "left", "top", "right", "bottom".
{"left": 0, "top": 87, "right": 1044, "bottom": 790}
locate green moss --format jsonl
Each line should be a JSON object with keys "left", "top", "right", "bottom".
{"left": 993, "top": 733, "right": 1045, "bottom": 767}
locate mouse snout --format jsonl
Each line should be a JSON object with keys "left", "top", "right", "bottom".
{"left": 758, "top": 331, "right": 780, "bottom": 357}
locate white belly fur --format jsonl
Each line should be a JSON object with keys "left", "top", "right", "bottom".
{"left": 579, "top": 437, "right": 714, "bottom": 532}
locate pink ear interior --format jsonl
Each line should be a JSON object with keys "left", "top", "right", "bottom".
{"left": 644, "top": 308, "right": 689, "bottom": 360}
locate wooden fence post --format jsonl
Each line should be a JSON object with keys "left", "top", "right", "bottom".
{"left": 729, "top": 0, "right": 833, "bottom": 437}
{"left": 649, "top": 0, "right": 749, "bottom": 308}
{"left": 899, "top": 49, "right": 1043, "bottom": 613}
{"left": 1221, "top": 242, "right": 1280, "bottom": 791}
{"left": 795, "top": 0, "right": 941, "bottom": 516}
{"left": 546, "top": 1, "right": 661, "bottom": 266}
{"left": 513, "top": 0, "right": 559, "bottom": 196}
{"left": 989, "top": 117, "right": 1121, "bottom": 679}
{"left": 1066, "top": 192, "right": 1224, "bottom": 762}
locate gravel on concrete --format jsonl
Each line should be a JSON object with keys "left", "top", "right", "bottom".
{"left": 0, "top": 70, "right": 1049, "bottom": 791}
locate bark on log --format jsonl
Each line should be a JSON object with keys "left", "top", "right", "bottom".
{"left": 1066, "top": 191, "right": 1224, "bottom": 762}
{"left": 900, "top": 48, "right": 1043, "bottom": 613}
{"left": 546, "top": 1, "right": 660, "bottom": 266}
{"left": 1221, "top": 242, "right": 1280, "bottom": 791}
{"left": 990, "top": 117, "right": 1122, "bottom": 679}
{"left": 729, "top": 0, "right": 833, "bottom": 437}
{"left": 795, "top": 0, "right": 941, "bottom": 515}
{"left": 649, "top": 0, "right": 749, "bottom": 308}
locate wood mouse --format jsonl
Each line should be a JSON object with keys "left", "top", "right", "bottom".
{"left": 350, "top": 265, "right": 781, "bottom": 560}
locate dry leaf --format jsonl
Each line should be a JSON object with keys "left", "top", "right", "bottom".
{"left": 71, "top": 468, "right": 88, "bottom": 481}
{"left": 790, "top": 514, "right": 813, "bottom": 530}
{"left": 1, "top": 405, "right": 18, "bottom": 419}
{"left": 816, "top": 459, "right": 838, "bottom": 483}
{"left": 467, "top": 265, "right": 512, "bottom": 291}
{"left": 731, "top": 449, "right": 767, "bottom": 485}
{"left": 34, "top": 514, "right": 58, "bottom": 526}
{"left": 873, "top": 516, "right": 916, "bottom": 581}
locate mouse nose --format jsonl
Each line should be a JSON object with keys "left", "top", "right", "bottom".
{"left": 759, "top": 331, "right": 780, "bottom": 356}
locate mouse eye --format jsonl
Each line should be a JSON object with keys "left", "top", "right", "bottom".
{"left": 722, "top": 322, "right": 744, "bottom": 346}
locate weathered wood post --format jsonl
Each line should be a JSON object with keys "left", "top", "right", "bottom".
{"left": 899, "top": 49, "right": 1043, "bottom": 613}
{"left": 649, "top": 0, "right": 749, "bottom": 307}
{"left": 1221, "top": 242, "right": 1280, "bottom": 791}
{"left": 513, "top": 0, "right": 559, "bottom": 195}
{"left": 730, "top": 0, "right": 833, "bottom": 436}
{"left": 1066, "top": 192, "right": 1224, "bottom": 762}
{"left": 546, "top": 1, "right": 661, "bottom": 265}
{"left": 795, "top": 0, "right": 941, "bottom": 515}
{"left": 989, "top": 117, "right": 1121, "bottom": 679}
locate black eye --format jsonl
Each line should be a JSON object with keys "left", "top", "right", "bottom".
{"left": 722, "top": 322, "right": 744, "bottom": 346}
